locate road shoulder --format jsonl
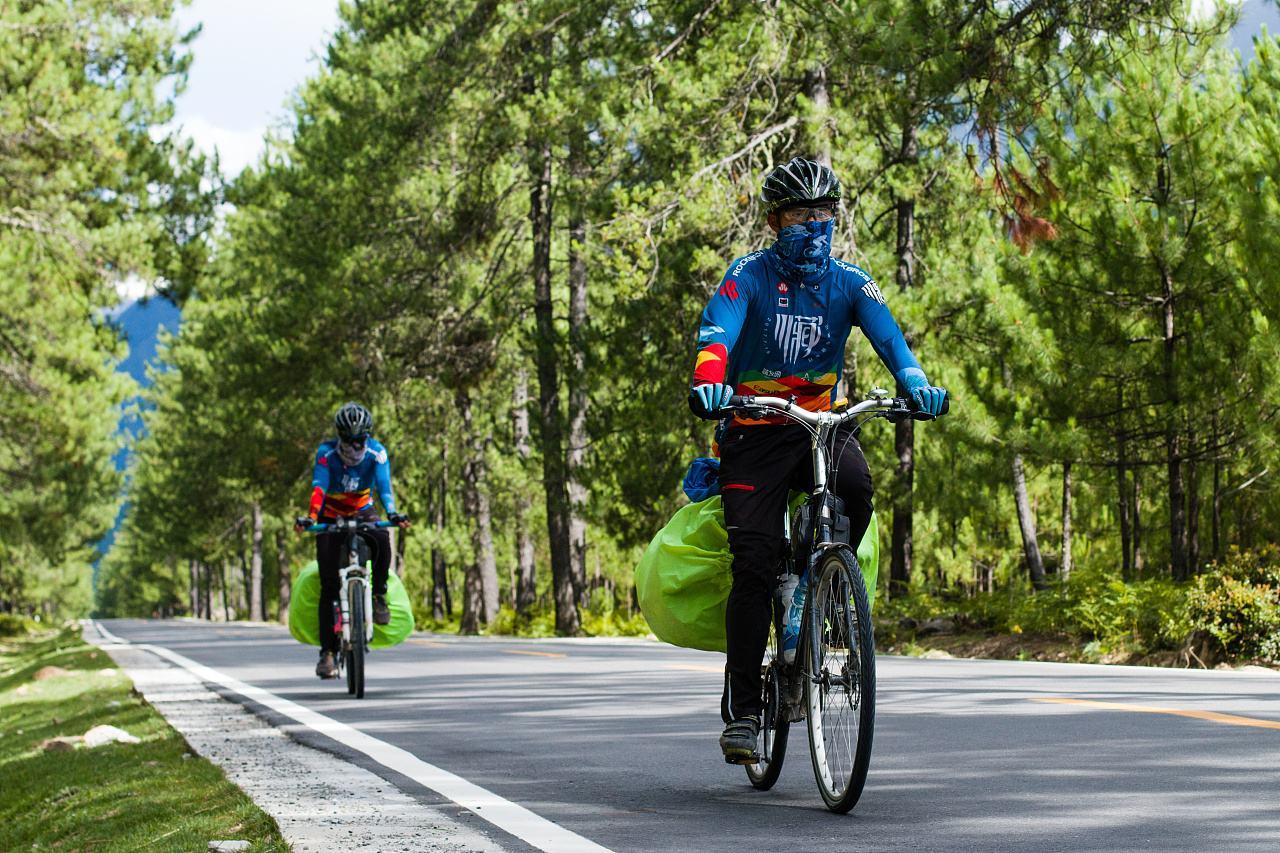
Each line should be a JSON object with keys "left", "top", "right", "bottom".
{"left": 84, "top": 622, "right": 502, "bottom": 853}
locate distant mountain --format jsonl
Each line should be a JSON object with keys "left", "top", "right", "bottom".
{"left": 99, "top": 295, "right": 182, "bottom": 560}
{"left": 114, "top": 296, "right": 181, "bottom": 389}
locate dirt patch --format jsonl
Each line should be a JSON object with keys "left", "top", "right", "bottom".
{"left": 883, "top": 632, "right": 1082, "bottom": 663}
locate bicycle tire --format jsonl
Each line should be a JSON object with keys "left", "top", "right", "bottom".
{"left": 344, "top": 644, "right": 355, "bottom": 695}
{"left": 804, "top": 547, "right": 875, "bottom": 813}
{"left": 349, "top": 581, "right": 366, "bottom": 699}
{"left": 745, "top": 598, "right": 790, "bottom": 790}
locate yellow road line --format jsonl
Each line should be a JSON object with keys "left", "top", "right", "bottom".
{"left": 1032, "top": 697, "right": 1280, "bottom": 730}
{"left": 407, "top": 639, "right": 449, "bottom": 648}
{"left": 503, "top": 649, "right": 567, "bottom": 659}
{"left": 665, "top": 664, "right": 722, "bottom": 673}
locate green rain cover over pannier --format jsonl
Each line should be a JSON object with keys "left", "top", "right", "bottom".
{"left": 635, "top": 496, "right": 878, "bottom": 653}
{"left": 287, "top": 561, "right": 415, "bottom": 649}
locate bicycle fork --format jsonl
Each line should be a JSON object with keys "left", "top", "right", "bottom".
{"left": 337, "top": 563, "right": 373, "bottom": 645}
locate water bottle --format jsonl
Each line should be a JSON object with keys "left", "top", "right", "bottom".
{"left": 780, "top": 572, "right": 805, "bottom": 664}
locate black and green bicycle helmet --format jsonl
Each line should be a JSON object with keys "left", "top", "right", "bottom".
{"left": 760, "top": 157, "right": 842, "bottom": 213}
{"left": 334, "top": 402, "right": 373, "bottom": 440}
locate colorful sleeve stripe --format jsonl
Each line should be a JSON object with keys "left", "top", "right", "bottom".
{"left": 307, "top": 486, "right": 325, "bottom": 519}
{"left": 692, "top": 343, "right": 729, "bottom": 385}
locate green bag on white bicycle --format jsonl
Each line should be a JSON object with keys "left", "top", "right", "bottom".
{"left": 635, "top": 496, "right": 878, "bottom": 653}
{"left": 288, "top": 562, "right": 415, "bottom": 649}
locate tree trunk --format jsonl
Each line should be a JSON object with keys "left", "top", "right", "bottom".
{"left": 806, "top": 65, "right": 832, "bottom": 166}
{"left": 188, "top": 559, "right": 199, "bottom": 617}
{"left": 1060, "top": 461, "right": 1073, "bottom": 581}
{"left": 388, "top": 528, "right": 400, "bottom": 578}
{"left": 1161, "top": 262, "right": 1188, "bottom": 580}
{"left": 889, "top": 120, "right": 919, "bottom": 597}
{"left": 250, "top": 502, "right": 264, "bottom": 621}
{"left": 1002, "top": 357, "right": 1045, "bottom": 589}
{"left": 527, "top": 37, "right": 580, "bottom": 636}
{"left": 1187, "top": 459, "right": 1201, "bottom": 575}
{"left": 395, "top": 527, "right": 406, "bottom": 578}
{"left": 1012, "top": 451, "right": 1047, "bottom": 590}
{"left": 220, "top": 560, "right": 231, "bottom": 622}
{"left": 431, "top": 451, "right": 450, "bottom": 621}
{"left": 890, "top": 419, "right": 914, "bottom": 596}
{"left": 1212, "top": 458, "right": 1223, "bottom": 563}
{"left": 202, "top": 560, "right": 212, "bottom": 621}
{"left": 567, "top": 213, "right": 590, "bottom": 610}
{"left": 1133, "top": 469, "right": 1145, "bottom": 574}
{"left": 276, "top": 530, "right": 291, "bottom": 623}
{"left": 457, "top": 390, "right": 498, "bottom": 633}
{"left": 512, "top": 369, "right": 537, "bottom": 615}
{"left": 1117, "top": 392, "right": 1132, "bottom": 580}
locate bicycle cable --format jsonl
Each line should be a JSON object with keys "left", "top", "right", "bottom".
{"left": 828, "top": 411, "right": 881, "bottom": 489}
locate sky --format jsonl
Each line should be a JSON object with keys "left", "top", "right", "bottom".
{"left": 171, "top": 0, "right": 341, "bottom": 177}
{"left": 168, "top": 0, "right": 1280, "bottom": 182}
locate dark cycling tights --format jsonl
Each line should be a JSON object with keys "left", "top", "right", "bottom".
{"left": 718, "top": 423, "right": 874, "bottom": 723}
{"left": 315, "top": 524, "right": 391, "bottom": 654}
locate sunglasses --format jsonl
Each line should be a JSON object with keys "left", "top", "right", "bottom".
{"left": 779, "top": 205, "right": 837, "bottom": 222}
{"left": 339, "top": 434, "right": 368, "bottom": 448}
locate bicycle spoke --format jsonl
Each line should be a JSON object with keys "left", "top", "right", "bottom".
{"left": 805, "top": 551, "right": 875, "bottom": 812}
{"left": 746, "top": 595, "right": 789, "bottom": 789}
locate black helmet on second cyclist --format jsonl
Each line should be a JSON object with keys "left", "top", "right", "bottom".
{"left": 334, "top": 402, "right": 373, "bottom": 441}
{"left": 760, "top": 157, "right": 842, "bottom": 213}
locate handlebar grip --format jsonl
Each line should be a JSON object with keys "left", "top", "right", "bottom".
{"left": 907, "top": 393, "right": 950, "bottom": 420}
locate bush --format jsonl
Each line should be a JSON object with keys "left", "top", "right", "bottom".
{"left": 878, "top": 565, "right": 1192, "bottom": 656}
{"left": 487, "top": 605, "right": 557, "bottom": 638}
{"left": 1187, "top": 546, "right": 1280, "bottom": 662}
{"left": 0, "top": 615, "right": 36, "bottom": 637}
{"left": 1007, "top": 569, "right": 1190, "bottom": 652}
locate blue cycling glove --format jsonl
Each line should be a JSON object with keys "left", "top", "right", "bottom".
{"left": 689, "top": 382, "right": 733, "bottom": 420}
{"left": 898, "top": 368, "right": 949, "bottom": 418}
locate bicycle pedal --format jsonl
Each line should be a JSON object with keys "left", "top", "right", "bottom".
{"left": 724, "top": 753, "right": 760, "bottom": 765}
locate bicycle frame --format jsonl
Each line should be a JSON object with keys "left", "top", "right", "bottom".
{"left": 728, "top": 389, "right": 943, "bottom": 809}
{"left": 304, "top": 518, "right": 394, "bottom": 649}
{"left": 338, "top": 559, "right": 373, "bottom": 648}
{"left": 727, "top": 390, "right": 922, "bottom": 706}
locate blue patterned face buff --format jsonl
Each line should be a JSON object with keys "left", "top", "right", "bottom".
{"left": 768, "top": 219, "right": 834, "bottom": 285}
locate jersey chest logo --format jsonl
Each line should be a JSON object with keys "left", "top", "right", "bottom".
{"left": 342, "top": 474, "right": 361, "bottom": 492}
{"left": 775, "top": 314, "right": 824, "bottom": 362}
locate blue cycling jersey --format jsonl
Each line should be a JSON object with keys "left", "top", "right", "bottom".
{"left": 691, "top": 250, "right": 925, "bottom": 421}
{"left": 308, "top": 437, "right": 397, "bottom": 520}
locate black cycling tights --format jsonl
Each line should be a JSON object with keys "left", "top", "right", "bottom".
{"left": 315, "top": 526, "right": 391, "bottom": 654}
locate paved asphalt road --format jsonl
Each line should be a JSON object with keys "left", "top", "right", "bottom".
{"left": 99, "top": 619, "right": 1280, "bottom": 852}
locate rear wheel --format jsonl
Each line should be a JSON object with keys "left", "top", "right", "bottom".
{"left": 347, "top": 582, "right": 366, "bottom": 699}
{"left": 804, "top": 548, "right": 875, "bottom": 813}
{"left": 745, "top": 600, "right": 790, "bottom": 790}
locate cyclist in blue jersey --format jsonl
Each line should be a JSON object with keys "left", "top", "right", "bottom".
{"left": 295, "top": 402, "right": 409, "bottom": 678}
{"left": 688, "top": 158, "right": 948, "bottom": 762}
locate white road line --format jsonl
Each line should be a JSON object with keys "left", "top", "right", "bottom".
{"left": 89, "top": 621, "right": 613, "bottom": 853}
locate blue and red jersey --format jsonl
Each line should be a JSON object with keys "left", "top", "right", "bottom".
{"left": 692, "top": 251, "right": 923, "bottom": 424}
{"left": 307, "top": 437, "right": 397, "bottom": 521}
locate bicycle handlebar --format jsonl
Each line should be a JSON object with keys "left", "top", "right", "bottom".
{"left": 299, "top": 519, "right": 397, "bottom": 534}
{"left": 725, "top": 392, "right": 948, "bottom": 426}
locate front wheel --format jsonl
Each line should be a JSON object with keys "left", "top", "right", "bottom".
{"left": 347, "top": 582, "right": 366, "bottom": 699}
{"left": 804, "top": 547, "right": 875, "bottom": 813}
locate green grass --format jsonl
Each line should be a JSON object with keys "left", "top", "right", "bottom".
{"left": 0, "top": 628, "right": 288, "bottom": 851}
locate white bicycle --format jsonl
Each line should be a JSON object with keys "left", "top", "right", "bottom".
{"left": 300, "top": 517, "right": 394, "bottom": 698}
